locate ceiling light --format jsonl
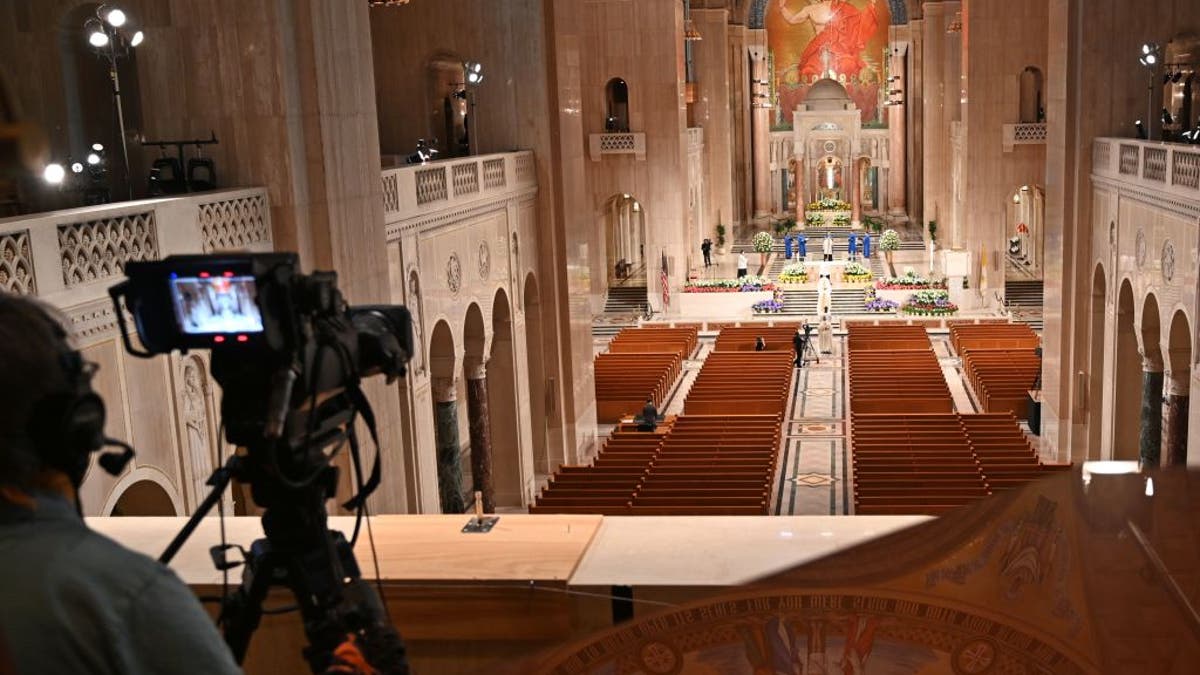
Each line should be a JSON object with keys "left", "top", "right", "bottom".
{"left": 87, "top": 152, "right": 102, "bottom": 165}
{"left": 43, "top": 163, "right": 66, "bottom": 184}
{"left": 130, "top": 30, "right": 144, "bottom": 47}
{"left": 92, "top": 143, "right": 104, "bottom": 151}
{"left": 71, "top": 162, "right": 84, "bottom": 174}
{"left": 104, "top": 7, "right": 127, "bottom": 27}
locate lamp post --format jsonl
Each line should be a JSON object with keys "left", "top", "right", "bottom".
{"left": 1140, "top": 42, "right": 1161, "bottom": 141}
{"left": 84, "top": 5, "right": 144, "bottom": 200}
{"left": 463, "top": 61, "right": 484, "bottom": 156}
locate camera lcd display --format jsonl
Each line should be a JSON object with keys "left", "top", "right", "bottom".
{"left": 170, "top": 274, "right": 264, "bottom": 335}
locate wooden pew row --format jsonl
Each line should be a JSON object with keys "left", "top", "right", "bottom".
{"left": 960, "top": 349, "right": 1040, "bottom": 418}
{"left": 594, "top": 351, "right": 682, "bottom": 423}
{"left": 714, "top": 326, "right": 802, "bottom": 352}
{"left": 949, "top": 323, "right": 1039, "bottom": 355}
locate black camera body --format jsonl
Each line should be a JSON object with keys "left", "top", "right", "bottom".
{"left": 108, "top": 253, "right": 413, "bottom": 673}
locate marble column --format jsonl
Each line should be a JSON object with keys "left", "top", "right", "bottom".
{"left": 888, "top": 49, "right": 908, "bottom": 216}
{"left": 749, "top": 42, "right": 771, "bottom": 218}
{"left": 1163, "top": 369, "right": 1190, "bottom": 466}
{"left": 432, "top": 376, "right": 466, "bottom": 514}
{"left": 1139, "top": 362, "right": 1165, "bottom": 468}
{"left": 851, "top": 159, "right": 863, "bottom": 226}
{"left": 465, "top": 360, "right": 496, "bottom": 513}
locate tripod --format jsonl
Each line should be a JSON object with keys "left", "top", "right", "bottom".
{"left": 796, "top": 332, "right": 819, "bottom": 367}
{"left": 158, "top": 393, "right": 409, "bottom": 674}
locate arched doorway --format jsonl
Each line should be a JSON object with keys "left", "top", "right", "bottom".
{"left": 1164, "top": 310, "right": 1191, "bottom": 465}
{"left": 1113, "top": 281, "right": 1140, "bottom": 460}
{"left": 428, "top": 53, "right": 469, "bottom": 158}
{"left": 602, "top": 194, "right": 649, "bottom": 313}
{"left": 1087, "top": 264, "right": 1106, "bottom": 461}
{"left": 429, "top": 319, "right": 465, "bottom": 513}
{"left": 1006, "top": 186, "right": 1044, "bottom": 278}
{"left": 1139, "top": 293, "right": 1164, "bottom": 466}
{"left": 488, "top": 288, "right": 524, "bottom": 506}
{"left": 524, "top": 273, "right": 550, "bottom": 476}
{"left": 110, "top": 480, "right": 176, "bottom": 516}
{"left": 1019, "top": 67, "right": 1044, "bottom": 123}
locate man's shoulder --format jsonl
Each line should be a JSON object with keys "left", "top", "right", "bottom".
{"left": 53, "top": 524, "right": 174, "bottom": 595}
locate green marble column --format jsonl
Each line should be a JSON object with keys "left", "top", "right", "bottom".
{"left": 1139, "top": 369, "right": 1164, "bottom": 467}
{"left": 433, "top": 378, "right": 465, "bottom": 514}
{"left": 466, "top": 366, "right": 496, "bottom": 513}
{"left": 1163, "top": 393, "right": 1189, "bottom": 466}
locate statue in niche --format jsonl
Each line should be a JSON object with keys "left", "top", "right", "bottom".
{"left": 408, "top": 271, "right": 426, "bottom": 374}
{"left": 181, "top": 357, "right": 214, "bottom": 509}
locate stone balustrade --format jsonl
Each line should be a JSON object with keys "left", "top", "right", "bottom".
{"left": 1002, "top": 122, "right": 1048, "bottom": 151}
{"left": 1093, "top": 137, "right": 1200, "bottom": 202}
{"left": 381, "top": 151, "right": 537, "bottom": 224}
{"left": 0, "top": 187, "right": 272, "bottom": 326}
{"left": 587, "top": 132, "right": 647, "bottom": 161}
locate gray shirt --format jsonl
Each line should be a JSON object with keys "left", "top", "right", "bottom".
{"left": 0, "top": 494, "right": 242, "bottom": 675}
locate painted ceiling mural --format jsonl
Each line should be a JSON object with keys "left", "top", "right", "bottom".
{"left": 767, "top": 0, "right": 892, "bottom": 127}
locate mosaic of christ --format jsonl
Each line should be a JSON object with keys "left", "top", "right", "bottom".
{"left": 767, "top": 0, "right": 892, "bottom": 127}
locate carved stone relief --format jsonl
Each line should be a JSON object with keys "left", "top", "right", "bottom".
{"left": 178, "top": 354, "right": 216, "bottom": 511}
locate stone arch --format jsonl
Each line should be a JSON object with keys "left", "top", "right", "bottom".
{"left": 427, "top": 52, "right": 469, "bottom": 157}
{"left": 1113, "top": 280, "right": 1140, "bottom": 460}
{"left": 601, "top": 193, "right": 650, "bottom": 307}
{"left": 1164, "top": 309, "right": 1192, "bottom": 465}
{"left": 102, "top": 466, "right": 184, "bottom": 516}
{"left": 604, "top": 77, "right": 630, "bottom": 132}
{"left": 524, "top": 272, "right": 551, "bottom": 476}
{"left": 488, "top": 287, "right": 524, "bottom": 506}
{"left": 1138, "top": 292, "right": 1164, "bottom": 466}
{"left": 1019, "top": 66, "right": 1044, "bottom": 123}
{"left": 429, "top": 319, "right": 465, "bottom": 513}
{"left": 1086, "top": 263, "right": 1106, "bottom": 461}
{"left": 1006, "top": 185, "right": 1045, "bottom": 276}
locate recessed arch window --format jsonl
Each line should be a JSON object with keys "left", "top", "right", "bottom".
{"left": 1019, "top": 67, "right": 1044, "bottom": 123}
{"left": 605, "top": 78, "right": 630, "bottom": 132}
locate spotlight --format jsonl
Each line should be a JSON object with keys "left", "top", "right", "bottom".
{"left": 103, "top": 7, "right": 127, "bottom": 28}
{"left": 1139, "top": 43, "right": 1160, "bottom": 69}
{"left": 88, "top": 28, "right": 109, "bottom": 48}
{"left": 130, "top": 30, "right": 144, "bottom": 47}
{"left": 87, "top": 152, "right": 102, "bottom": 165}
{"left": 71, "top": 162, "right": 84, "bottom": 174}
{"left": 464, "top": 61, "right": 484, "bottom": 85}
{"left": 1135, "top": 120, "right": 1147, "bottom": 139}
{"left": 92, "top": 143, "right": 104, "bottom": 152}
{"left": 43, "top": 163, "right": 66, "bottom": 184}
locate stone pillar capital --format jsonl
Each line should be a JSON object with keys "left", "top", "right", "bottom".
{"left": 432, "top": 376, "right": 458, "bottom": 403}
{"left": 464, "top": 356, "right": 488, "bottom": 381}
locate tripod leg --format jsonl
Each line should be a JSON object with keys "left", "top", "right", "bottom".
{"left": 219, "top": 545, "right": 274, "bottom": 664}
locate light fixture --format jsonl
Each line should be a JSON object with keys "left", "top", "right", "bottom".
{"left": 71, "top": 162, "right": 85, "bottom": 174}
{"left": 1135, "top": 119, "right": 1147, "bottom": 139}
{"left": 92, "top": 143, "right": 104, "bottom": 152}
{"left": 84, "top": 5, "right": 142, "bottom": 200}
{"left": 88, "top": 27, "right": 109, "bottom": 47}
{"left": 43, "top": 163, "right": 66, "bottom": 185}
{"left": 464, "top": 61, "right": 483, "bottom": 85}
{"left": 103, "top": 6, "right": 127, "bottom": 27}
{"left": 87, "top": 152, "right": 102, "bottom": 165}
{"left": 1139, "top": 42, "right": 1161, "bottom": 69}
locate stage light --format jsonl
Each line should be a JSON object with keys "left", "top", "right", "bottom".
{"left": 88, "top": 28, "right": 109, "bottom": 47}
{"left": 104, "top": 7, "right": 127, "bottom": 27}
{"left": 87, "top": 152, "right": 102, "bottom": 165}
{"left": 130, "top": 30, "right": 144, "bottom": 47}
{"left": 464, "top": 61, "right": 484, "bottom": 85}
{"left": 71, "top": 162, "right": 84, "bottom": 174}
{"left": 92, "top": 143, "right": 104, "bottom": 152}
{"left": 1139, "top": 43, "right": 1160, "bottom": 69}
{"left": 1135, "top": 120, "right": 1147, "bottom": 139}
{"left": 43, "top": 163, "right": 66, "bottom": 184}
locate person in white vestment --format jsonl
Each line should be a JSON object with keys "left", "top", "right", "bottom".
{"left": 818, "top": 311, "right": 834, "bottom": 354}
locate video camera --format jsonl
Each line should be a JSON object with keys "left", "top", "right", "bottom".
{"left": 108, "top": 253, "right": 413, "bottom": 674}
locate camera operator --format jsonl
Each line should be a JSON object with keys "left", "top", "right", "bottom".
{"left": 0, "top": 294, "right": 241, "bottom": 675}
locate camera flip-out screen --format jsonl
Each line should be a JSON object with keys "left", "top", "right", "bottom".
{"left": 170, "top": 273, "right": 264, "bottom": 335}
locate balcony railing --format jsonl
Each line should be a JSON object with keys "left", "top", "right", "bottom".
{"left": 0, "top": 188, "right": 272, "bottom": 318}
{"left": 1093, "top": 138, "right": 1200, "bottom": 197}
{"left": 588, "top": 132, "right": 647, "bottom": 161}
{"left": 1002, "top": 122, "right": 1047, "bottom": 152}
{"left": 380, "top": 151, "right": 536, "bottom": 224}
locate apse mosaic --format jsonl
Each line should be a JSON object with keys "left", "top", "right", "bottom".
{"left": 767, "top": 0, "right": 892, "bottom": 127}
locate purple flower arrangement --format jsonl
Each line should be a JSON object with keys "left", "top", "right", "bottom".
{"left": 752, "top": 299, "right": 785, "bottom": 313}
{"left": 863, "top": 297, "right": 899, "bottom": 313}
{"left": 902, "top": 290, "right": 959, "bottom": 316}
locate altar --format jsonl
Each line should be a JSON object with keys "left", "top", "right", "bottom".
{"left": 784, "top": 76, "right": 892, "bottom": 229}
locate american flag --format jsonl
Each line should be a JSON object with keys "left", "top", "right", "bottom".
{"left": 660, "top": 250, "right": 670, "bottom": 309}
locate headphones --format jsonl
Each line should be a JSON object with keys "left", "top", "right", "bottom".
{"left": 25, "top": 310, "right": 133, "bottom": 486}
